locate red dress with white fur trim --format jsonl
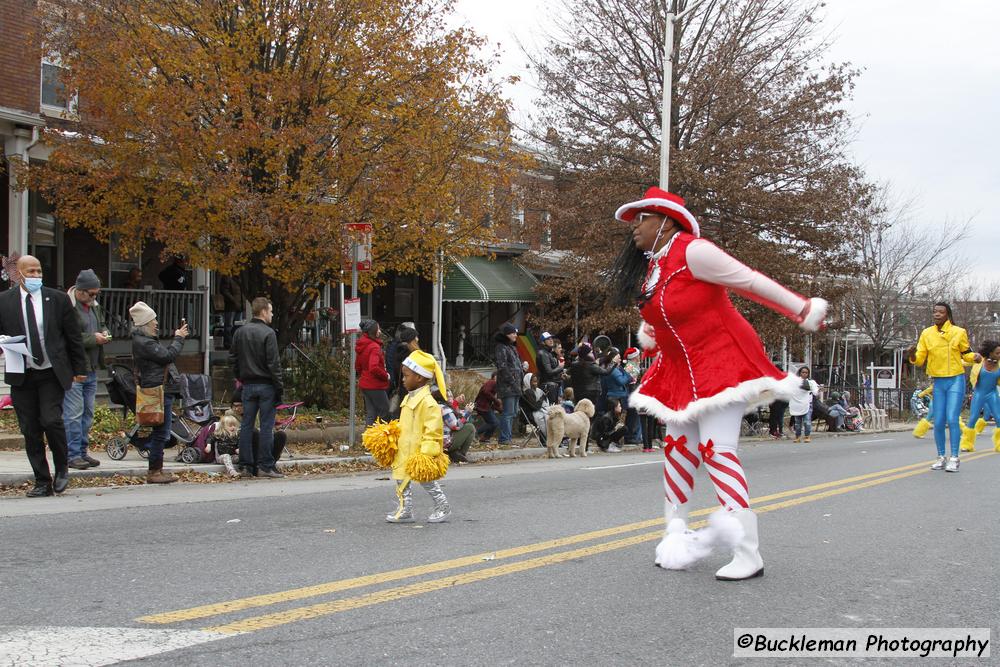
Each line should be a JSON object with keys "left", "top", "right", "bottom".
{"left": 630, "top": 232, "right": 813, "bottom": 424}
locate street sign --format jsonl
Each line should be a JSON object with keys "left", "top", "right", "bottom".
{"left": 345, "top": 223, "right": 372, "bottom": 272}
{"left": 343, "top": 298, "right": 361, "bottom": 333}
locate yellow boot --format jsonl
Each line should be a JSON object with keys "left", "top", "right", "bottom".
{"left": 975, "top": 417, "right": 987, "bottom": 435}
{"left": 912, "top": 418, "right": 931, "bottom": 439}
{"left": 993, "top": 428, "right": 1000, "bottom": 452}
{"left": 959, "top": 423, "right": 976, "bottom": 453}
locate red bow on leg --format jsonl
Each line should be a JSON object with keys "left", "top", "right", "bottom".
{"left": 697, "top": 439, "right": 715, "bottom": 460}
{"left": 663, "top": 434, "right": 688, "bottom": 453}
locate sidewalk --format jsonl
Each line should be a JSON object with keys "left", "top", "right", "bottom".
{"left": 0, "top": 422, "right": 913, "bottom": 487}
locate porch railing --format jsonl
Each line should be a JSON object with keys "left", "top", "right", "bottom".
{"left": 100, "top": 288, "right": 206, "bottom": 340}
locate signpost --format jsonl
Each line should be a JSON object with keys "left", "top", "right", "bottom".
{"left": 345, "top": 224, "right": 372, "bottom": 449}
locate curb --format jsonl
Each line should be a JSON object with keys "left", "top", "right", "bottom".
{"left": 0, "top": 427, "right": 911, "bottom": 487}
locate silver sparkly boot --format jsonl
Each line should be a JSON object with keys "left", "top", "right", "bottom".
{"left": 423, "top": 481, "right": 451, "bottom": 523}
{"left": 386, "top": 481, "right": 415, "bottom": 523}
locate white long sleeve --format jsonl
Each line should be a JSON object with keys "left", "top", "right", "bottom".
{"left": 686, "top": 239, "right": 808, "bottom": 322}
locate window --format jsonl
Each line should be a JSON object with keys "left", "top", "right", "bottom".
{"left": 41, "top": 61, "right": 77, "bottom": 115}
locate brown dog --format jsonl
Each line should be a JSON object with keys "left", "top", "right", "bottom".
{"left": 545, "top": 399, "right": 596, "bottom": 458}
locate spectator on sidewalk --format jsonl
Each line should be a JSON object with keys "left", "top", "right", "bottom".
{"left": 535, "top": 332, "right": 564, "bottom": 405}
{"left": 387, "top": 323, "right": 419, "bottom": 417}
{"left": 356, "top": 319, "right": 390, "bottom": 425}
{"left": 494, "top": 323, "right": 524, "bottom": 446}
{"left": 209, "top": 414, "right": 241, "bottom": 477}
{"left": 438, "top": 390, "right": 475, "bottom": 463}
{"left": 64, "top": 269, "right": 111, "bottom": 470}
{"left": 789, "top": 366, "right": 819, "bottom": 443}
{"left": 520, "top": 373, "right": 550, "bottom": 444}
{"left": 568, "top": 343, "right": 611, "bottom": 408}
{"left": 768, "top": 399, "right": 788, "bottom": 438}
{"left": 474, "top": 371, "right": 502, "bottom": 442}
{"left": 0, "top": 254, "right": 87, "bottom": 497}
{"left": 130, "top": 300, "right": 187, "bottom": 485}
{"left": 229, "top": 385, "right": 287, "bottom": 475}
{"left": 230, "top": 296, "right": 284, "bottom": 478}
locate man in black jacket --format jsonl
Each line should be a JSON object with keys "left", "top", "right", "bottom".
{"left": 230, "top": 296, "right": 284, "bottom": 478}
{"left": 535, "top": 331, "right": 563, "bottom": 405}
{"left": 494, "top": 323, "right": 524, "bottom": 446}
{"left": 0, "top": 255, "right": 87, "bottom": 496}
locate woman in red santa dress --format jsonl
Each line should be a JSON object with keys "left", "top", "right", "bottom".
{"left": 610, "top": 186, "right": 827, "bottom": 581}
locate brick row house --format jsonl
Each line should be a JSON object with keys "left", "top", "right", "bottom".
{"left": 1, "top": 0, "right": 210, "bottom": 388}
{"left": 2, "top": 0, "right": 561, "bottom": 387}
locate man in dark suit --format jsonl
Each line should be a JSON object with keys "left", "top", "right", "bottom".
{"left": 0, "top": 255, "right": 87, "bottom": 496}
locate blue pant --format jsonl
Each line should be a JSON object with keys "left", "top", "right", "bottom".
{"left": 148, "top": 393, "right": 174, "bottom": 469}
{"left": 498, "top": 395, "right": 519, "bottom": 444}
{"left": 239, "top": 383, "right": 277, "bottom": 470}
{"left": 62, "top": 371, "right": 97, "bottom": 459}
{"left": 932, "top": 374, "right": 964, "bottom": 457}
{"left": 792, "top": 414, "right": 812, "bottom": 437}
{"left": 476, "top": 409, "right": 499, "bottom": 439}
{"left": 966, "top": 388, "right": 1000, "bottom": 429}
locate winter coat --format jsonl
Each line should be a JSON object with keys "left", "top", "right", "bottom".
{"left": 474, "top": 378, "right": 502, "bottom": 414}
{"left": 601, "top": 365, "right": 631, "bottom": 399}
{"left": 355, "top": 334, "right": 390, "bottom": 390}
{"left": 230, "top": 318, "right": 283, "bottom": 390}
{"left": 536, "top": 346, "right": 563, "bottom": 384}
{"left": 218, "top": 275, "right": 243, "bottom": 312}
{"left": 788, "top": 378, "right": 819, "bottom": 416}
{"left": 494, "top": 332, "right": 524, "bottom": 398}
{"left": 568, "top": 359, "right": 611, "bottom": 396}
{"left": 132, "top": 330, "right": 183, "bottom": 395}
{"left": 392, "top": 385, "right": 444, "bottom": 481}
{"left": 67, "top": 288, "right": 107, "bottom": 373}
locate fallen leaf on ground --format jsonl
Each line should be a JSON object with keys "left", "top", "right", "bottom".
{"left": 323, "top": 529, "right": 337, "bottom": 534}
{"left": 226, "top": 519, "right": 241, "bottom": 524}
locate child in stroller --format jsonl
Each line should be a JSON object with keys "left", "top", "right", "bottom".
{"left": 105, "top": 364, "right": 219, "bottom": 463}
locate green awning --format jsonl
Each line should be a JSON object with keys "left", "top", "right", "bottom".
{"left": 442, "top": 256, "right": 539, "bottom": 303}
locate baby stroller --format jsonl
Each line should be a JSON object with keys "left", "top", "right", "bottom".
{"left": 105, "top": 364, "right": 219, "bottom": 463}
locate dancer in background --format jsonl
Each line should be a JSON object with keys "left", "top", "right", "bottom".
{"left": 960, "top": 340, "right": 1000, "bottom": 453}
{"left": 907, "top": 303, "right": 979, "bottom": 472}
{"left": 611, "top": 186, "right": 827, "bottom": 581}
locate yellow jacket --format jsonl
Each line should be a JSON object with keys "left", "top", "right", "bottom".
{"left": 911, "top": 321, "right": 974, "bottom": 378}
{"left": 392, "top": 385, "right": 444, "bottom": 480}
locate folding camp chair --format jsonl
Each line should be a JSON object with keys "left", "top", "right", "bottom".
{"left": 517, "top": 405, "right": 546, "bottom": 448}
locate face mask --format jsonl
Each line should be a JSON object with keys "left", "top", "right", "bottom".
{"left": 23, "top": 277, "right": 43, "bottom": 293}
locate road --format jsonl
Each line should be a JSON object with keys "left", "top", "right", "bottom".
{"left": 0, "top": 431, "right": 996, "bottom": 666}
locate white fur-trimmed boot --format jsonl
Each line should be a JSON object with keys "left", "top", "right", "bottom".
{"left": 715, "top": 508, "right": 764, "bottom": 581}
{"left": 654, "top": 502, "right": 693, "bottom": 569}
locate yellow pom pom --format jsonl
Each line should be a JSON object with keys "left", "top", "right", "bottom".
{"left": 362, "top": 419, "right": 400, "bottom": 468}
{"left": 405, "top": 452, "right": 450, "bottom": 482}
{"left": 912, "top": 418, "right": 931, "bottom": 439}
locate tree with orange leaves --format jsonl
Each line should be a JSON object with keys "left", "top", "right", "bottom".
{"left": 27, "top": 0, "right": 521, "bottom": 346}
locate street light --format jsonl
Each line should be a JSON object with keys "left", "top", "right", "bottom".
{"left": 659, "top": 0, "right": 715, "bottom": 189}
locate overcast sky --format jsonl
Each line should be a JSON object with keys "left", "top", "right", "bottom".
{"left": 452, "top": 0, "right": 1000, "bottom": 291}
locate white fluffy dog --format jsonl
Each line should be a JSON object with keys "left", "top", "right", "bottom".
{"left": 545, "top": 399, "right": 596, "bottom": 458}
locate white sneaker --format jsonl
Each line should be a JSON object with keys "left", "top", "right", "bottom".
{"left": 930, "top": 456, "right": 946, "bottom": 470}
{"left": 944, "top": 457, "right": 960, "bottom": 473}
{"left": 606, "top": 445, "right": 622, "bottom": 453}
{"left": 385, "top": 512, "right": 414, "bottom": 523}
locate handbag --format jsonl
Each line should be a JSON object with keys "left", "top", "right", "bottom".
{"left": 136, "top": 367, "right": 169, "bottom": 427}
{"left": 212, "top": 293, "right": 226, "bottom": 312}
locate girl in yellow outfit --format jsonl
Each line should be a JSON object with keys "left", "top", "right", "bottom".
{"left": 907, "top": 303, "right": 980, "bottom": 472}
{"left": 387, "top": 350, "right": 452, "bottom": 523}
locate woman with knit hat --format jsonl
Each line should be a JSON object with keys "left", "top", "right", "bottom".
{"left": 130, "top": 300, "right": 188, "bottom": 484}
{"left": 610, "top": 186, "right": 828, "bottom": 580}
